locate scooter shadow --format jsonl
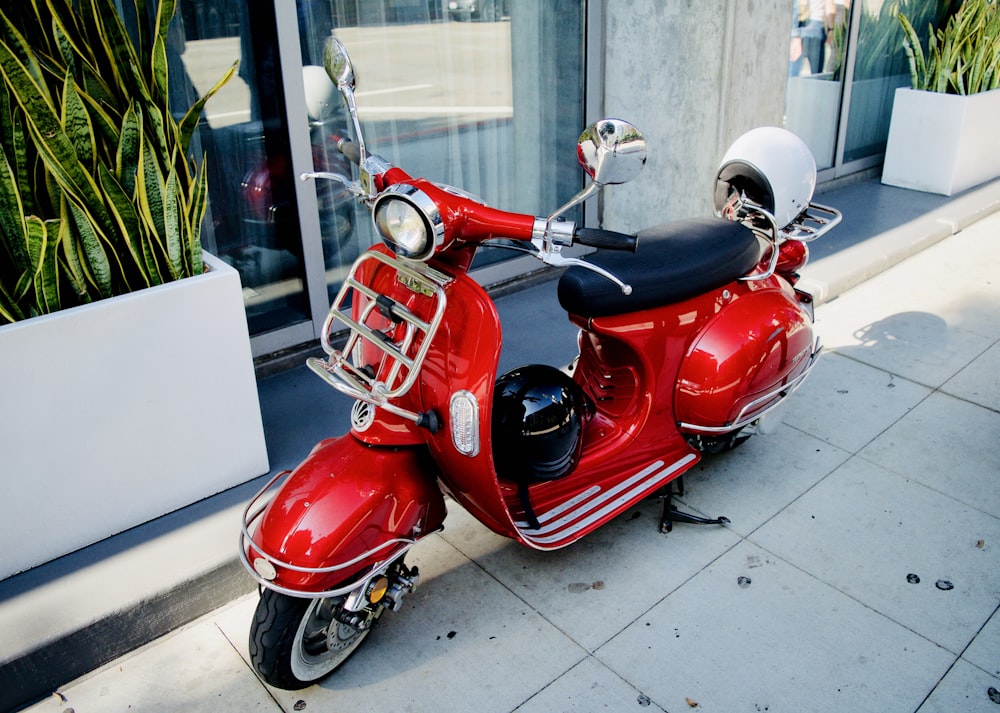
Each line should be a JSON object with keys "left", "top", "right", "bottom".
{"left": 826, "top": 310, "right": 958, "bottom": 384}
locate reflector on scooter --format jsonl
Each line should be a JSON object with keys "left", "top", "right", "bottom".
{"left": 253, "top": 557, "right": 277, "bottom": 581}
{"left": 450, "top": 390, "right": 480, "bottom": 456}
{"left": 368, "top": 576, "right": 390, "bottom": 605}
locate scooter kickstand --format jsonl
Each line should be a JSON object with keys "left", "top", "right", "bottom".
{"left": 659, "top": 477, "right": 730, "bottom": 534}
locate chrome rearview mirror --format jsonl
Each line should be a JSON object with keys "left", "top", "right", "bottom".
{"left": 321, "top": 34, "right": 372, "bottom": 191}
{"left": 545, "top": 119, "right": 647, "bottom": 231}
{"left": 323, "top": 35, "right": 355, "bottom": 91}
{"left": 577, "top": 119, "right": 647, "bottom": 186}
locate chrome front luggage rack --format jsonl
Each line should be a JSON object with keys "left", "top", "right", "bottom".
{"left": 307, "top": 251, "right": 449, "bottom": 427}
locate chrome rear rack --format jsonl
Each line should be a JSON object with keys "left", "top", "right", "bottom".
{"left": 781, "top": 202, "right": 842, "bottom": 242}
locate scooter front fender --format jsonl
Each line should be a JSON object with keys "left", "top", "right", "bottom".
{"left": 241, "top": 434, "right": 447, "bottom": 596}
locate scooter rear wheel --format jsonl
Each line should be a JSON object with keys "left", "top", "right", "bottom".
{"left": 249, "top": 588, "right": 378, "bottom": 689}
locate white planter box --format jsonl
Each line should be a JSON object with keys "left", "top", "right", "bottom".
{"left": 0, "top": 253, "right": 269, "bottom": 579}
{"left": 882, "top": 87, "right": 1000, "bottom": 195}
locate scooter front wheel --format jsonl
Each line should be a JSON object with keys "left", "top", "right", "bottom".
{"left": 249, "top": 588, "right": 379, "bottom": 689}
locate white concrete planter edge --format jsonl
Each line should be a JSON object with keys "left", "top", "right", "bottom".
{"left": 0, "top": 252, "right": 269, "bottom": 579}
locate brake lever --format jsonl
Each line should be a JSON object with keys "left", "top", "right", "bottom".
{"left": 540, "top": 250, "right": 632, "bottom": 295}
{"left": 300, "top": 171, "right": 367, "bottom": 198}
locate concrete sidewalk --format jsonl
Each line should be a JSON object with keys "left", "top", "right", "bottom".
{"left": 5, "top": 177, "right": 1000, "bottom": 712}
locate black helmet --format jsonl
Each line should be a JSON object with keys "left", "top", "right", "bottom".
{"left": 492, "top": 365, "right": 589, "bottom": 483}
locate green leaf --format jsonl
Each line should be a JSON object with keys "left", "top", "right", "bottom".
{"left": 163, "top": 160, "right": 181, "bottom": 279}
{"left": 0, "top": 277, "right": 24, "bottom": 322}
{"left": 23, "top": 214, "right": 61, "bottom": 313}
{"left": 53, "top": 13, "right": 76, "bottom": 74}
{"left": 116, "top": 103, "right": 140, "bottom": 195}
{"left": 135, "top": 131, "right": 172, "bottom": 279}
{"left": 178, "top": 60, "right": 238, "bottom": 155}
{"left": 131, "top": 0, "right": 152, "bottom": 60}
{"left": 0, "top": 138, "right": 29, "bottom": 272}
{"left": 91, "top": 0, "right": 152, "bottom": 106}
{"left": 185, "top": 158, "right": 207, "bottom": 275}
{"left": 37, "top": 217, "right": 61, "bottom": 312}
{"left": 66, "top": 199, "right": 113, "bottom": 297}
{"left": 61, "top": 73, "right": 96, "bottom": 170}
{"left": 149, "top": 0, "right": 175, "bottom": 102}
{"left": 58, "top": 196, "right": 89, "bottom": 301}
{"left": 898, "top": 13, "right": 926, "bottom": 90}
{"left": 98, "top": 162, "right": 151, "bottom": 286}
{"left": 0, "top": 34, "right": 112, "bottom": 228}
{"left": 0, "top": 8, "right": 52, "bottom": 108}
{"left": 136, "top": 132, "right": 165, "bottom": 237}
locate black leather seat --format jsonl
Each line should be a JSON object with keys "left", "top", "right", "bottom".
{"left": 557, "top": 217, "right": 760, "bottom": 318}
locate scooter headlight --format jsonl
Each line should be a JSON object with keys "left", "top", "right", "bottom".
{"left": 372, "top": 184, "right": 444, "bottom": 261}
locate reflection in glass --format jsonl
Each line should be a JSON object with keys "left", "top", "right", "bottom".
{"left": 785, "top": 0, "right": 848, "bottom": 170}
{"left": 843, "top": 0, "right": 953, "bottom": 163}
{"left": 171, "top": 1, "right": 310, "bottom": 336}
{"left": 296, "top": 0, "right": 584, "bottom": 301}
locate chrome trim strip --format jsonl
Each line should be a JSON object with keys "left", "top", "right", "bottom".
{"left": 518, "top": 485, "right": 601, "bottom": 529}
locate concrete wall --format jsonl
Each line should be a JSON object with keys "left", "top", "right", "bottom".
{"left": 600, "top": 0, "right": 789, "bottom": 231}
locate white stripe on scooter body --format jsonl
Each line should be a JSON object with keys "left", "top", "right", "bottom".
{"left": 515, "top": 454, "right": 697, "bottom": 546}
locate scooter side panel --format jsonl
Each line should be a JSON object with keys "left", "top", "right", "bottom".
{"left": 674, "top": 280, "right": 814, "bottom": 432}
{"left": 418, "top": 270, "right": 517, "bottom": 538}
{"left": 249, "top": 434, "right": 447, "bottom": 593}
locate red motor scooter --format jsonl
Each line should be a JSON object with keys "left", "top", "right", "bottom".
{"left": 239, "top": 36, "right": 841, "bottom": 689}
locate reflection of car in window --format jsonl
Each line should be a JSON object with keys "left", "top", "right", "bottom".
{"left": 447, "top": 0, "right": 509, "bottom": 22}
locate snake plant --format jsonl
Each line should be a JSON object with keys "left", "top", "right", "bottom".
{"left": 0, "top": 0, "right": 235, "bottom": 323}
{"left": 900, "top": 0, "right": 1000, "bottom": 94}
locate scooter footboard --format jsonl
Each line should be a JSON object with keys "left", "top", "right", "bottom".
{"left": 240, "top": 435, "right": 447, "bottom": 597}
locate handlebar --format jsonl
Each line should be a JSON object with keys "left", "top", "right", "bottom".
{"left": 575, "top": 227, "right": 638, "bottom": 253}
{"left": 335, "top": 136, "right": 361, "bottom": 166}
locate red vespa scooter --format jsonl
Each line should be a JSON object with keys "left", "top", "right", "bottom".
{"left": 239, "top": 36, "right": 841, "bottom": 689}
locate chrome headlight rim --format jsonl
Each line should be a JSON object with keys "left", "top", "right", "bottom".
{"left": 371, "top": 184, "right": 445, "bottom": 261}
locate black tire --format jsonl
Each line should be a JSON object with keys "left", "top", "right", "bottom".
{"left": 249, "top": 588, "right": 376, "bottom": 689}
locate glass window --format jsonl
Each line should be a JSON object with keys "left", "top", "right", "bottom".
{"left": 171, "top": 0, "right": 311, "bottom": 335}
{"left": 785, "top": 0, "right": 847, "bottom": 170}
{"left": 785, "top": 0, "right": 959, "bottom": 177}
{"left": 842, "top": 0, "right": 952, "bottom": 163}
{"left": 296, "top": 0, "right": 586, "bottom": 300}
{"left": 162, "top": 0, "right": 584, "bottom": 346}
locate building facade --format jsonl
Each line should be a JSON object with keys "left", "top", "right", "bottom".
{"left": 166, "top": 0, "right": 913, "bottom": 357}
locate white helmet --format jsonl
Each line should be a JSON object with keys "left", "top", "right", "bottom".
{"left": 302, "top": 65, "right": 339, "bottom": 122}
{"left": 714, "top": 127, "right": 817, "bottom": 229}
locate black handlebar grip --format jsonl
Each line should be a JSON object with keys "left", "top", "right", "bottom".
{"left": 336, "top": 137, "right": 362, "bottom": 166}
{"left": 575, "top": 227, "right": 638, "bottom": 252}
